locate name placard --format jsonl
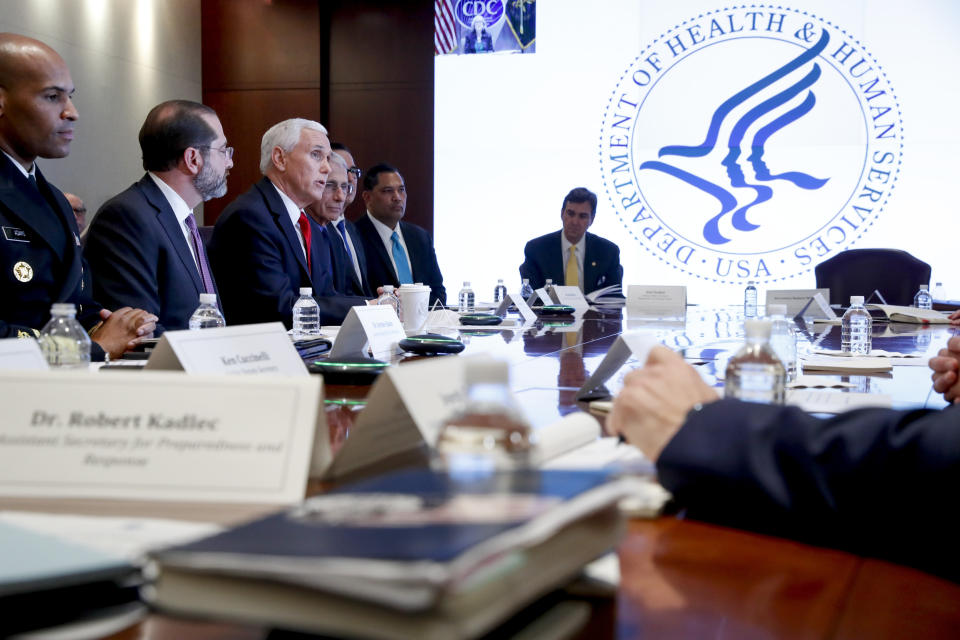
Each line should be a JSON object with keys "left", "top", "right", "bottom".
{"left": 576, "top": 332, "right": 659, "bottom": 401}
{"left": 145, "top": 323, "right": 307, "bottom": 376}
{"left": 0, "top": 371, "right": 323, "bottom": 504}
{"left": 551, "top": 285, "right": 590, "bottom": 313}
{"left": 323, "top": 354, "right": 467, "bottom": 479}
{"left": 494, "top": 293, "right": 537, "bottom": 323}
{"left": 329, "top": 305, "right": 406, "bottom": 359}
{"left": 626, "top": 285, "right": 687, "bottom": 318}
{"left": 796, "top": 292, "right": 838, "bottom": 322}
{"left": 766, "top": 289, "right": 830, "bottom": 317}
{"left": 0, "top": 338, "right": 48, "bottom": 371}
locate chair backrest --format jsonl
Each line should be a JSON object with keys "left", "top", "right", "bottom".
{"left": 814, "top": 249, "right": 931, "bottom": 306}
{"left": 198, "top": 225, "right": 215, "bottom": 247}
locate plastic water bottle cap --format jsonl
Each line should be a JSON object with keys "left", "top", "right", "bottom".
{"left": 920, "top": 284, "right": 929, "bottom": 291}
{"left": 766, "top": 304, "right": 787, "bottom": 317}
{"left": 383, "top": 285, "right": 394, "bottom": 293}
{"left": 199, "top": 293, "right": 217, "bottom": 304}
{"left": 850, "top": 295, "right": 864, "bottom": 305}
{"left": 743, "top": 319, "right": 773, "bottom": 339}
{"left": 464, "top": 358, "right": 509, "bottom": 385}
{"left": 463, "top": 281, "right": 471, "bottom": 286}
{"left": 50, "top": 303, "right": 76, "bottom": 315}
{"left": 299, "top": 287, "right": 312, "bottom": 296}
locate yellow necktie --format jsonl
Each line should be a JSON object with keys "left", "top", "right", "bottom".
{"left": 565, "top": 245, "right": 580, "bottom": 289}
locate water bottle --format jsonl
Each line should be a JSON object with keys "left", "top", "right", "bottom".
{"left": 292, "top": 287, "right": 320, "bottom": 337}
{"left": 188, "top": 293, "right": 225, "bottom": 330}
{"left": 39, "top": 303, "right": 91, "bottom": 369}
{"left": 913, "top": 284, "right": 932, "bottom": 310}
{"left": 933, "top": 282, "right": 945, "bottom": 301}
{"left": 493, "top": 279, "right": 507, "bottom": 303}
{"left": 766, "top": 304, "right": 797, "bottom": 381}
{"left": 724, "top": 319, "right": 785, "bottom": 404}
{"left": 841, "top": 295, "right": 872, "bottom": 355}
{"left": 520, "top": 278, "right": 534, "bottom": 300}
{"left": 744, "top": 280, "right": 758, "bottom": 318}
{"left": 458, "top": 281, "right": 475, "bottom": 312}
{"left": 435, "top": 358, "right": 532, "bottom": 471}
{"left": 376, "top": 284, "right": 401, "bottom": 317}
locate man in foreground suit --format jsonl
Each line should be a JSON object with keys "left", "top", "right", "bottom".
{"left": 305, "top": 152, "right": 370, "bottom": 296}
{"left": 520, "top": 187, "right": 622, "bottom": 295}
{"left": 606, "top": 344, "right": 960, "bottom": 582}
{"left": 354, "top": 163, "right": 446, "bottom": 305}
{"left": 209, "top": 118, "right": 370, "bottom": 328}
{"left": 85, "top": 100, "right": 232, "bottom": 334}
{"left": 0, "top": 32, "right": 155, "bottom": 357}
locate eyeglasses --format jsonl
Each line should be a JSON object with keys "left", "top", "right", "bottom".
{"left": 199, "top": 145, "right": 234, "bottom": 160}
{"left": 347, "top": 167, "right": 362, "bottom": 179}
{"left": 323, "top": 181, "right": 354, "bottom": 195}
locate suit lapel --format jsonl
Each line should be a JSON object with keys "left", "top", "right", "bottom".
{"left": 583, "top": 233, "right": 598, "bottom": 290}
{"left": 359, "top": 215, "right": 397, "bottom": 283}
{"left": 258, "top": 178, "right": 310, "bottom": 279}
{"left": 141, "top": 175, "right": 204, "bottom": 296}
{"left": 550, "top": 230, "right": 566, "bottom": 284}
{"left": 0, "top": 159, "right": 64, "bottom": 257}
{"left": 34, "top": 168, "right": 84, "bottom": 301}
{"left": 400, "top": 222, "right": 422, "bottom": 282}
{"left": 346, "top": 221, "right": 369, "bottom": 289}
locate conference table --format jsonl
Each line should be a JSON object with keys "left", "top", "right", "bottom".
{"left": 90, "top": 307, "right": 960, "bottom": 638}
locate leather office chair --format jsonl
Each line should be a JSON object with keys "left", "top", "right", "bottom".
{"left": 198, "top": 225, "right": 214, "bottom": 247}
{"left": 814, "top": 249, "right": 931, "bottom": 306}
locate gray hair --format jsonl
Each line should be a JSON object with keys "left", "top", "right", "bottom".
{"left": 327, "top": 151, "right": 347, "bottom": 173}
{"left": 259, "top": 118, "right": 328, "bottom": 174}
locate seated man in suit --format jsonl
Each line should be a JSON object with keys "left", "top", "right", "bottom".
{"left": 85, "top": 100, "right": 232, "bottom": 334}
{"left": 520, "top": 187, "right": 622, "bottom": 295}
{"left": 0, "top": 32, "right": 155, "bottom": 358}
{"left": 353, "top": 163, "right": 446, "bottom": 305}
{"left": 606, "top": 342, "right": 960, "bottom": 583}
{"left": 305, "top": 152, "right": 370, "bottom": 297}
{"left": 208, "top": 118, "right": 370, "bottom": 328}
{"left": 331, "top": 142, "right": 360, "bottom": 210}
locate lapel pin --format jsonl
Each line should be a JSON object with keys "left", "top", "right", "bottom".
{"left": 13, "top": 261, "right": 33, "bottom": 282}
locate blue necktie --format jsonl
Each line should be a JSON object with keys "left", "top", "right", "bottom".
{"left": 391, "top": 230, "right": 413, "bottom": 284}
{"left": 336, "top": 219, "right": 353, "bottom": 262}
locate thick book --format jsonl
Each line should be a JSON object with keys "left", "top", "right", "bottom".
{"left": 868, "top": 304, "right": 950, "bottom": 324}
{"left": 0, "top": 521, "right": 143, "bottom": 635}
{"left": 149, "top": 468, "right": 640, "bottom": 640}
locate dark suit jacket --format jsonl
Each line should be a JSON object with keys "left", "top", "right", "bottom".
{"left": 0, "top": 154, "right": 103, "bottom": 341}
{"left": 658, "top": 398, "right": 960, "bottom": 582}
{"left": 353, "top": 214, "right": 446, "bottom": 305}
{"left": 85, "top": 174, "right": 211, "bottom": 334}
{"left": 327, "top": 218, "right": 370, "bottom": 297}
{"left": 520, "top": 230, "right": 622, "bottom": 295}
{"left": 208, "top": 178, "right": 367, "bottom": 328}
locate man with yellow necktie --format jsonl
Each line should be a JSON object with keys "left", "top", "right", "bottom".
{"left": 519, "top": 187, "right": 622, "bottom": 295}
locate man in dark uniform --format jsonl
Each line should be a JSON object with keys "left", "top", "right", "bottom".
{"left": 0, "top": 33, "right": 155, "bottom": 358}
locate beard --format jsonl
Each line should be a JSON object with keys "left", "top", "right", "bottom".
{"left": 194, "top": 161, "right": 228, "bottom": 201}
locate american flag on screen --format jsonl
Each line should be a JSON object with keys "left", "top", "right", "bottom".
{"left": 435, "top": 0, "right": 458, "bottom": 54}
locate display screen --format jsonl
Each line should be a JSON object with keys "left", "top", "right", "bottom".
{"left": 434, "top": 0, "right": 958, "bottom": 305}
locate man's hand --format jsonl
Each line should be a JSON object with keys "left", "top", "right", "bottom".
{"left": 605, "top": 345, "right": 719, "bottom": 461}
{"left": 91, "top": 308, "right": 157, "bottom": 360}
{"left": 930, "top": 335, "right": 960, "bottom": 403}
{"left": 948, "top": 310, "right": 960, "bottom": 326}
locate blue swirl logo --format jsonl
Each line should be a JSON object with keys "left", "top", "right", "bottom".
{"left": 599, "top": 7, "right": 902, "bottom": 284}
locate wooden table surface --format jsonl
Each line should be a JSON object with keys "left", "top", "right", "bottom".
{"left": 92, "top": 308, "right": 960, "bottom": 638}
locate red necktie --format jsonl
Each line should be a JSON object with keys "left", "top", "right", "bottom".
{"left": 297, "top": 211, "right": 312, "bottom": 270}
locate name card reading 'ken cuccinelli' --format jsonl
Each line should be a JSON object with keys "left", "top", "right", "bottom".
{"left": 145, "top": 322, "right": 307, "bottom": 375}
{"left": 0, "top": 371, "right": 323, "bottom": 504}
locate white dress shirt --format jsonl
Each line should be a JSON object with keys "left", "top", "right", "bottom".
{"left": 366, "top": 211, "right": 412, "bottom": 280}
{"left": 271, "top": 181, "right": 309, "bottom": 262}
{"left": 2, "top": 150, "right": 34, "bottom": 180}
{"left": 148, "top": 172, "right": 203, "bottom": 271}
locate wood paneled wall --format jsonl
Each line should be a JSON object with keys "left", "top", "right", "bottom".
{"left": 200, "top": 0, "right": 434, "bottom": 230}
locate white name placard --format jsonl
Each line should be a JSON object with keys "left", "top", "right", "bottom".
{"left": 766, "top": 289, "right": 831, "bottom": 317}
{"left": 0, "top": 371, "right": 324, "bottom": 504}
{"left": 796, "top": 292, "right": 839, "bottom": 322}
{"left": 535, "top": 287, "right": 553, "bottom": 305}
{"left": 323, "top": 355, "right": 469, "bottom": 479}
{"left": 494, "top": 293, "right": 537, "bottom": 323}
{"left": 145, "top": 323, "right": 307, "bottom": 376}
{"left": 626, "top": 285, "right": 687, "bottom": 318}
{"left": 0, "top": 338, "right": 48, "bottom": 371}
{"left": 577, "top": 332, "right": 660, "bottom": 401}
{"left": 329, "top": 305, "right": 406, "bottom": 359}
{"left": 551, "top": 285, "right": 590, "bottom": 313}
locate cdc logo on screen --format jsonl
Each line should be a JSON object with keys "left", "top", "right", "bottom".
{"left": 599, "top": 6, "right": 902, "bottom": 284}
{"left": 455, "top": 0, "right": 504, "bottom": 27}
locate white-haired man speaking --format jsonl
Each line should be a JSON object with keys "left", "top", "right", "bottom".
{"left": 208, "top": 118, "right": 371, "bottom": 327}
